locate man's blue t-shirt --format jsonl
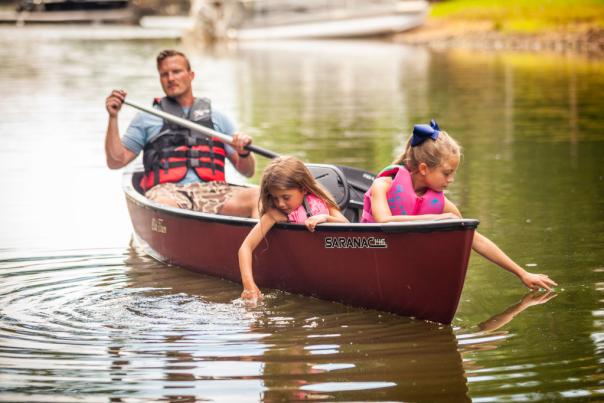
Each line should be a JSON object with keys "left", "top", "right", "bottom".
{"left": 122, "top": 107, "right": 237, "bottom": 185}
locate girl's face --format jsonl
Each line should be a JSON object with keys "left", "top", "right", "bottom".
{"left": 423, "top": 155, "right": 459, "bottom": 192}
{"left": 270, "top": 187, "right": 305, "bottom": 214}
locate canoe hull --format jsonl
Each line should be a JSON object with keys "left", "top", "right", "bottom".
{"left": 124, "top": 172, "right": 477, "bottom": 324}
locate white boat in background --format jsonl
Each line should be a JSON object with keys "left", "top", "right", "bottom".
{"left": 191, "top": 0, "right": 429, "bottom": 41}
{"left": 0, "top": 0, "right": 135, "bottom": 24}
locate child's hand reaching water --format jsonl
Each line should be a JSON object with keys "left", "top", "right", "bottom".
{"left": 241, "top": 286, "right": 263, "bottom": 301}
{"left": 520, "top": 272, "right": 557, "bottom": 291}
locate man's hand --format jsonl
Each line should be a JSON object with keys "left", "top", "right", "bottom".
{"left": 106, "top": 89, "right": 127, "bottom": 117}
{"left": 104, "top": 89, "right": 136, "bottom": 169}
{"left": 231, "top": 131, "right": 256, "bottom": 177}
{"left": 231, "top": 131, "right": 252, "bottom": 155}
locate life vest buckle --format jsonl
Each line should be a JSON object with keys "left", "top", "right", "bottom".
{"left": 185, "top": 136, "right": 196, "bottom": 147}
{"left": 189, "top": 159, "right": 200, "bottom": 168}
{"left": 160, "top": 160, "right": 170, "bottom": 173}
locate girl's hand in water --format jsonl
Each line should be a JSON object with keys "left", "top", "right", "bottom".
{"left": 241, "top": 287, "right": 263, "bottom": 301}
{"left": 520, "top": 272, "right": 558, "bottom": 291}
{"left": 305, "top": 214, "right": 328, "bottom": 232}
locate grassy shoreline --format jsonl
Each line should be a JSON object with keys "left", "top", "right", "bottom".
{"left": 393, "top": 0, "right": 604, "bottom": 56}
{"left": 430, "top": 0, "right": 604, "bottom": 33}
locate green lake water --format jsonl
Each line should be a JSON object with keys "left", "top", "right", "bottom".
{"left": 0, "top": 26, "right": 602, "bottom": 402}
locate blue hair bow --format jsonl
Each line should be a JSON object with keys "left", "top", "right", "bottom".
{"left": 411, "top": 119, "right": 441, "bottom": 147}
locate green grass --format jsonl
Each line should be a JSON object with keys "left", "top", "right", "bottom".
{"left": 430, "top": 0, "right": 604, "bottom": 33}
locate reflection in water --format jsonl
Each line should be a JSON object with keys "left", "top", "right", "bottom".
{"left": 230, "top": 40, "right": 431, "bottom": 172}
{"left": 254, "top": 311, "right": 468, "bottom": 402}
{"left": 477, "top": 291, "right": 557, "bottom": 333}
{"left": 123, "top": 245, "right": 469, "bottom": 402}
{"left": 0, "top": 242, "right": 585, "bottom": 402}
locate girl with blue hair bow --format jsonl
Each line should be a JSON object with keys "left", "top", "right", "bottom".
{"left": 362, "top": 120, "right": 557, "bottom": 291}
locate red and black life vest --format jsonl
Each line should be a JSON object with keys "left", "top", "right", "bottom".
{"left": 140, "top": 97, "right": 227, "bottom": 191}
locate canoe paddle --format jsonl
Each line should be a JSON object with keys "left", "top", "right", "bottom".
{"left": 123, "top": 99, "right": 375, "bottom": 197}
{"left": 123, "top": 99, "right": 279, "bottom": 159}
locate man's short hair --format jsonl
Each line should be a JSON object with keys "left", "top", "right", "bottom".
{"left": 156, "top": 49, "right": 191, "bottom": 71}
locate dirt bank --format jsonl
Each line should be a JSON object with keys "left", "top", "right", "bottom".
{"left": 393, "top": 19, "right": 604, "bottom": 57}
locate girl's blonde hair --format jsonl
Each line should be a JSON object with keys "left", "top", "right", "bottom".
{"left": 393, "top": 130, "right": 461, "bottom": 172}
{"left": 259, "top": 156, "right": 339, "bottom": 216}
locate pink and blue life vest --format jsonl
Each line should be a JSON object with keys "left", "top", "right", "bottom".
{"left": 288, "top": 193, "right": 329, "bottom": 224}
{"left": 361, "top": 165, "right": 444, "bottom": 223}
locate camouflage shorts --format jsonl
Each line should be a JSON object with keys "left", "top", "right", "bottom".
{"left": 145, "top": 182, "right": 234, "bottom": 214}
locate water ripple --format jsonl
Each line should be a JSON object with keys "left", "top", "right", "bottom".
{"left": 0, "top": 247, "right": 476, "bottom": 401}
{"left": 0, "top": 247, "right": 600, "bottom": 401}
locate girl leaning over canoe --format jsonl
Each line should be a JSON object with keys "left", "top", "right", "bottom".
{"left": 362, "top": 120, "right": 557, "bottom": 291}
{"left": 239, "top": 156, "right": 349, "bottom": 300}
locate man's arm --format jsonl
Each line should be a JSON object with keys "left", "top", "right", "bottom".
{"left": 212, "top": 110, "right": 256, "bottom": 177}
{"left": 229, "top": 132, "right": 256, "bottom": 177}
{"left": 105, "top": 89, "right": 137, "bottom": 169}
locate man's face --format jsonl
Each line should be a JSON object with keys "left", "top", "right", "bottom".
{"left": 158, "top": 55, "right": 194, "bottom": 99}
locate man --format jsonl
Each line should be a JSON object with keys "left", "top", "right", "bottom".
{"left": 104, "top": 49, "right": 259, "bottom": 218}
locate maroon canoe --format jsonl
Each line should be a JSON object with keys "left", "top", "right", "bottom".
{"left": 123, "top": 169, "right": 478, "bottom": 324}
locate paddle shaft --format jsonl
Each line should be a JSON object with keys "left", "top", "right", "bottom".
{"left": 123, "top": 99, "right": 375, "bottom": 196}
{"left": 123, "top": 99, "right": 279, "bottom": 159}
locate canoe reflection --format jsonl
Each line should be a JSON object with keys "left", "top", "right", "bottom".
{"left": 118, "top": 245, "right": 555, "bottom": 402}
{"left": 121, "top": 245, "right": 467, "bottom": 401}
{"left": 251, "top": 310, "right": 468, "bottom": 402}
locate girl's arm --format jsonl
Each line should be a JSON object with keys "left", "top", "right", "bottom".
{"left": 443, "top": 198, "right": 558, "bottom": 291}
{"left": 370, "top": 178, "right": 458, "bottom": 223}
{"left": 304, "top": 206, "right": 349, "bottom": 232}
{"left": 238, "top": 210, "right": 280, "bottom": 299}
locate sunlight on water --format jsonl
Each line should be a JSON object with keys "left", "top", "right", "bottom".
{"left": 299, "top": 381, "right": 397, "bottom": 392}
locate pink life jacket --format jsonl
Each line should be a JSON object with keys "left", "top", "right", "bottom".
{"left": 288, "top": 193, "right": 329, "bottom": 224}
{"left": 361, "top": 165, "right": 444, "bottom": 223}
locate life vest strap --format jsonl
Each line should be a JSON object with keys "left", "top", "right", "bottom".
{"left": 156, "top": 148, "right": 226, "bottom": 160}
{"left": 303, "top": 196, "right": 313, "bottom": 218}
{"left": 151, "top": 159, "right": 225, "bottom": 171}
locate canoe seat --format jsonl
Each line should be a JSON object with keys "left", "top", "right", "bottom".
{"left": 307, "top": 163, "right": 369, "bottom": 223}
{"left": 306, "top": 164, "right": 349, "bottom": 210}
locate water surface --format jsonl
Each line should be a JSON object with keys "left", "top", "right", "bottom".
{"left": 0, "top": 25, "right": 602, "bottom": 401}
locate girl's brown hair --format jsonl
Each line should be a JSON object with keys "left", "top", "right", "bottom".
{"left": 259, "top": 156, "right": 339, "bottom": 216}
{"left": 393, "top": 130, "right": 461, "bottom": 172}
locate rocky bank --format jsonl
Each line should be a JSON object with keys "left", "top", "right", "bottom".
{"left": 393, "top": 20, "right": 604, "bottom": 57}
